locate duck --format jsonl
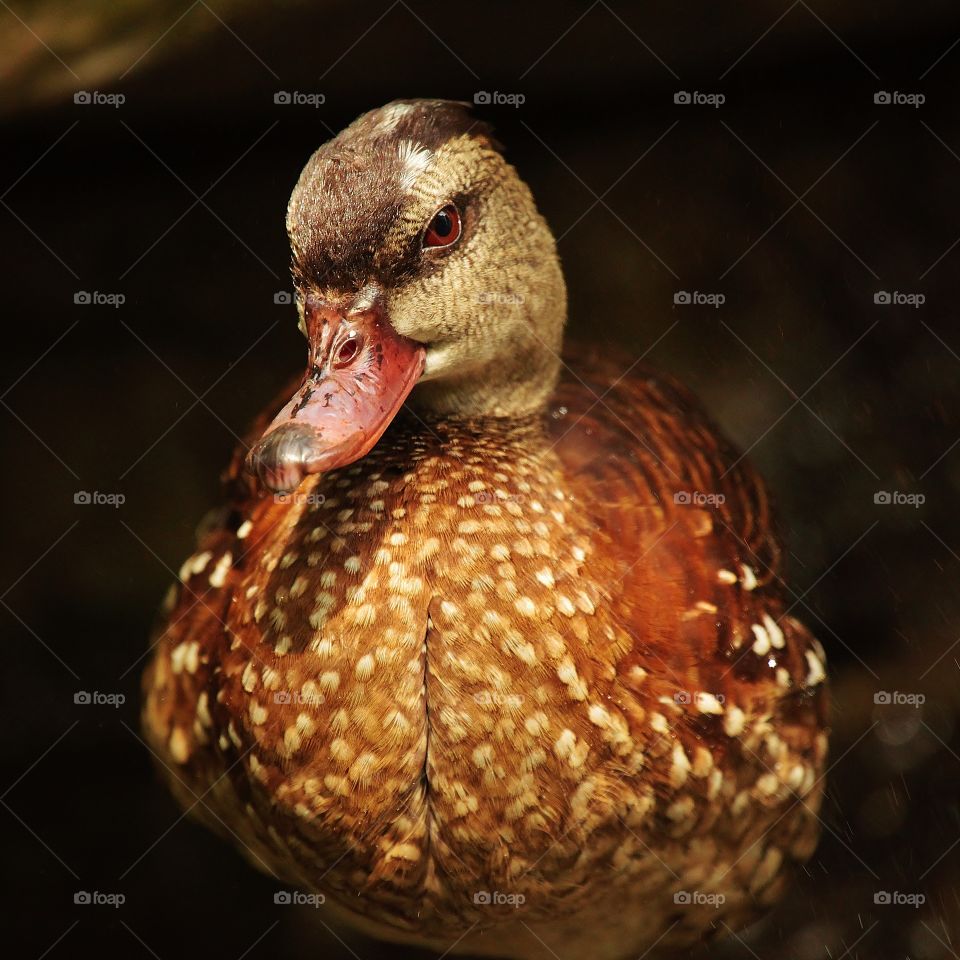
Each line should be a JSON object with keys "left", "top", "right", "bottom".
{"left": 142, "top": 99, "right": 829, "bottom": 960}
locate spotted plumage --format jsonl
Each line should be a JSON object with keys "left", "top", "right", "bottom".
{"left": 142, "top": 99, "right": 827, "bottom": 960}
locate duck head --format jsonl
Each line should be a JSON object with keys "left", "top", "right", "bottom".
{"left": 246, "top": 99, "right": 567, "bottom": 494}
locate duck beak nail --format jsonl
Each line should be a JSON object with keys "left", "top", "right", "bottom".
{"left": 245, "top": 307, "right": 425, "bottom": 493}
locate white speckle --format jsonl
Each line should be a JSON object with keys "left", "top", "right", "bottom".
{"left": 208, "top": 551, "right": 232, "bottom": 588}
{"left": 355, "top": 654, "right": 375, "bottom": 680}
{"left": 588, "top": 704, "right": 610, "bottom": 727}
{"left": 740, "top": 565, "right": 758, "bottom": 591}
{"left": 515, "top": 596, "right": 537, "bottom": 618}
{"left": 756, "top": 772, "right": 780, "bottom": 796}
{"left": 170, "top": 641, "right": 199, "bottom": 675}
{"left": 763, "top": 613, "right": 785, "bottom": 649}
{"left": 669, "top": 743, "right": 691, "bottom": 787}
{"left": 557, "top": 595, "right": 576, "bottom": 617}
{"left": 535, "top": 567, "right": 555, "bottom": 589}
{"left": 169, "top": 728, "right": 190, "bottom": 763}
{"left": 440, "top": 600, "right": 459, "bottom": 621}
{"left": 717, "top": 568, "right": 738, "bottom": 584}
{"left": 723, "top": 706, "right": 746, "bottom": 737}
{"left": 236, "top": 519, "right": 253, "bottom": 539}
{"left": 179, "top": 550, "right": 212, "bottom": 581}
{"left": 751, "top": 623, "right": 771, "bottom": 656}
{"left": 695, "top": 692, "right": 724, "bottom": 715}
{"left": 804, "top": 649, "right": 826, "bottom": 686}
{"left": 666, "top": 796, "right": 694, "bottom": 821}
{"left": 193, "top": 692, "right": 212, "bottom": 729}
{"left": 241, "top": 661, "right": 258, "bottom": 693}
{"left": 553, "top": 728, "right": 576, "bottom": 759}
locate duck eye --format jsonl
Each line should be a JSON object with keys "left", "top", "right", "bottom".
{"left": 422, "top": 204, "right": 461, "bottom": 249}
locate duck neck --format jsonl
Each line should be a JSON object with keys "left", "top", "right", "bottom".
{"left": 410, "top": 338, "right": 563, "bottom": 418}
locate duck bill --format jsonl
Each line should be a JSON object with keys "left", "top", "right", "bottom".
{"left": 246, "top": 304, "right": 425, "bottom": 494}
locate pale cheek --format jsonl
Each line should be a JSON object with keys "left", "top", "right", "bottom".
{"left": 386, "top": 275, "right": 468, "bottom": 347}
{"left": 422, "top": 342, "right": 469, "bottom": 379}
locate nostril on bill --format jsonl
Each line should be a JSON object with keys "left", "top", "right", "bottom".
{"left": 333, "top": 332, "right": 363, "bottom": 369}
{"left": 246, "top": 422, "right": 323, "bottom": 494}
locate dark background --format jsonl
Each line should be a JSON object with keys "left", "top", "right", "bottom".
{"left": 3, "top": 1, "right": 960, "bottom": 957}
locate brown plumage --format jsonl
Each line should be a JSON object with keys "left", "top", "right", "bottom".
{"left": 142, "top": 99, "right": 828, "bottom": 959}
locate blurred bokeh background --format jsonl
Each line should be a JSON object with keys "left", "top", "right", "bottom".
{"left": 3, "top": 1, "right": 960, "bottom": 957}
